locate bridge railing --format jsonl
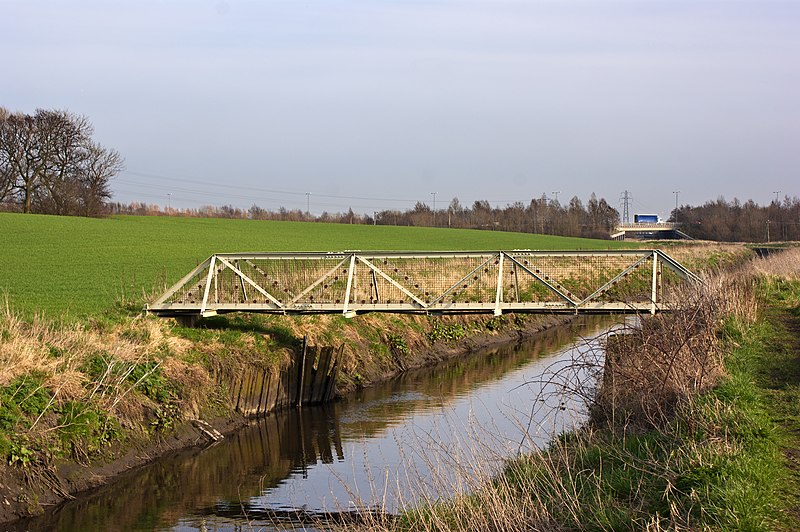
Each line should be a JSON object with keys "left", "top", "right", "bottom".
{"left": 146, "top": 250, "right": 701, "bottom": 318}
{"left": 615, "top": 223, "right": 677, "bottom": 230}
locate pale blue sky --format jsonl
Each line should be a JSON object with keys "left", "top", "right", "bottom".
{"left": 3, "top": 1, "right": 798, "bottom": 217}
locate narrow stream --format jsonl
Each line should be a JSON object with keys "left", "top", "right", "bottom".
{"left": 18, "top": 316, "right": 620, "bottom": 531}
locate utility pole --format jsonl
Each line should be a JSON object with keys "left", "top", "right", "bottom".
{"left": 773, "top": 191, "right": 781, "bottom": 204}
{"left": 167, "top": 193, "right": 171, "bottom": 214}
{"left": 621, "top": 190, "right": 631, "bottom": 224}
{"left": 552, "top": 191, "right": 560, "bottom": 204}
{"left": 306, "top": 192, "right": 311, "bottom": 217}
{"left": 431, "top": 192, "right": 437, "bottom": 226}
{"left": 673, "top": 191, "right": 680, "bottom": 223}
{"left": 373, "top": 211, "right": 377, "bottom": 226}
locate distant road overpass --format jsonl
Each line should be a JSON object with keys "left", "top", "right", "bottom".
{"left": 611, "top": 223, "right": 693, "bottom": 241}
{"left": 147, "top": 250, "right": 701, "bottom": 322}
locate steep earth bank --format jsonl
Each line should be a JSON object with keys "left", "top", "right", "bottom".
{"left": 0, "top": 310, "right": 570, "bottom": 523}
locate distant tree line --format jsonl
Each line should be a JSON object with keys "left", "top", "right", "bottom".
{"left": 673, "top": 197, "right": 800, "bottom": 242}
{"left": 0, "top": 108, "right": 123, "bottom": 216}
{"left": 109, "top": 192, "right": 621, "bottom": 238}
{"left": 110, "top": 195, "right": 800, "bottom": 242}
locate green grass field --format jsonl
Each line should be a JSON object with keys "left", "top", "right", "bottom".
{"left": 0, "top": 213, "right": 629, "bottom": 318}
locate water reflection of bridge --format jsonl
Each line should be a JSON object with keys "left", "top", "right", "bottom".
{"left": 147, "top": 250, "right": 700, "bottom": 321}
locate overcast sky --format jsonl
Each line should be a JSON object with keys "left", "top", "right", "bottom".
{"left": 3, "top": 1, "right": 798, "bottom": 217}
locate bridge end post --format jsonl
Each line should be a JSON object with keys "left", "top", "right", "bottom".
{"left": 342, "top": 254, "right": 357, "bottom": 318}
{"left": 650, "top": 251, "right": 659, "bottom": 315}
{"left": 494, "top": 252, "right": 504, "bottom": 316}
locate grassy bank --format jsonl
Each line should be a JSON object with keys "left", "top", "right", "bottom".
{"left": 363, "top": 248, "right": 800, "bottom": 531}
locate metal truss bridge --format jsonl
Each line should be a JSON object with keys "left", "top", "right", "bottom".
{"left": 147, "top": 250, "right": 701, "bottom": 320}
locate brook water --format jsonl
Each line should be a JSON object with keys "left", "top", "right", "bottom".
{"left": 19, "top": 316, "right": 619, "bottom": 531}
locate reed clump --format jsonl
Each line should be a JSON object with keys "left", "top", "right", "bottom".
{"left": 593, "top": 271, "right": 758, "bottom": 429}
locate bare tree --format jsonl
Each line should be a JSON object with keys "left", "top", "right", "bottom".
{"left": 0, "top": 108, "right": 123, "bottom": 216}
{"left": 79, "top": 143, "right": 123, "bottom": 216}
{"left": 0, "top": 108, "right": 15, "bottom": 205}
{"left": 36, "top": 109, "right": 89, "bottom": 215}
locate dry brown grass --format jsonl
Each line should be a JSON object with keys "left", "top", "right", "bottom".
{"left": 594, "top": 269, "right": 758, "bottom": 429}
{"left": 660, "top": 242, "right": 754, "bottom": 273}
{"left": 0, "top": 302, "right": 215, "bottom": 437}
{"left": 752, "top": 246, "right": 800, "bottom": 279}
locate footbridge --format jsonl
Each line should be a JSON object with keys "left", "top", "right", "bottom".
{"left": 146, "top": 250, "right": 701, "bottom": 320}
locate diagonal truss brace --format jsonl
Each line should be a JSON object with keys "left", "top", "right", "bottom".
{"left": 150, "top": 257, "right": 212, "bottom": 307}
{"left": 505, "top": 254, "right": 577, "bottom": 307}
{"left": 428, "top": 255, "right": 496, "bottom": 307}
{"left": 578, "top": 253, "right": 652, "bottom": 307}
{"left": 288, "top": 256, "right": 351, "bottom": 306}
{"left": 215, "top": 256, "right": 284, "bottom": 310}
{"left": 357, "top": 256, "right": 428, "bottom": 309}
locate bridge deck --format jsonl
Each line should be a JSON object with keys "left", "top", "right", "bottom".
{"left": 147, "top": 250, "right": 700, "bottom": 318}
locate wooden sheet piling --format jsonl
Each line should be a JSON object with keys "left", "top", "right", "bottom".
{"left": 227, "top": 340, "right": 341, "bottom": 417}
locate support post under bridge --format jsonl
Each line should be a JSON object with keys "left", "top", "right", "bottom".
{"left": 146, "top": 250, "right": 701, "bottom": 321}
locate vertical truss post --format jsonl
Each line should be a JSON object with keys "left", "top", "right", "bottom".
{"left": 494, "top": 252, "right": 504, "bottom": 316}
{"left": 657, "top": 258, "right": 663, "bottom": 304}
{"left": 650, "top": 251, "right": 658, "bottom": 315}
{"left": 342, "top": 254, "right": 357, "bottom": 317}
{"left": 214, "top": 266, "right": 219, "bottom": 305}
{"left": 200, "top": 255, "right": 217, "bottom": 314}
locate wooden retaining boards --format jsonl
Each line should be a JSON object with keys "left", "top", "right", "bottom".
{"left": 226, "top": 338, "right": 341, "bottom": 417}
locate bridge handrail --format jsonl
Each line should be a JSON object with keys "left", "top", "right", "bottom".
{"left": 615, "top": 223, "right": 677, "bottom": 230}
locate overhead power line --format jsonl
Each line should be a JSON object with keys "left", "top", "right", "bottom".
{"left": 121, "top": 170, "right": 420, "bottom": 204}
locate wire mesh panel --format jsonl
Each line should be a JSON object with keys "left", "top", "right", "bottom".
{"left": 169, "top": 274, "right": 209, "bottom": 305}
{"left": 505, "top": 253, "right": 573, "bottom": 304}
{"left": 594, "top": 256, "right": 654, "bottom": 305}
{"left": 148, "top": 250, "right": 699, "bottom": 317}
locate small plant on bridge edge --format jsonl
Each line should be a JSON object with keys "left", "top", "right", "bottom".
{"left": 427, "top": 321, "right": 467, "bottom": 343}
{"left": 485, "top": 315, "right": 508, "bottom": 331}
{"left": 386, "top": 333, "right": 409, "bottom": 354}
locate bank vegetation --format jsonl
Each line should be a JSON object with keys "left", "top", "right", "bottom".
{"left": 351, "top": 247, "right": 800, "bottom": 531}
